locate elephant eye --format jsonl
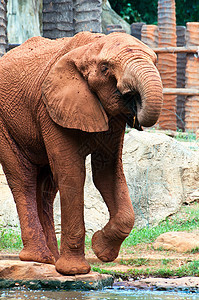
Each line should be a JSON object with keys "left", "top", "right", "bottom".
{"left": 101, "top": 64, "right": 109, "bottom": 75}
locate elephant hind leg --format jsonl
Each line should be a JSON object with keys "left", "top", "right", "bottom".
{"left": 0, "top": 125, "right": 55, "bottom": 264}
{"left": 36, "top": 165, "right": 59, "bottom": 261}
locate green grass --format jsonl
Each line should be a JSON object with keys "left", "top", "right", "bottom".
{"left": 92, "top": 260, "right": 199, "bottom": 279}
{"left": 161, "top": 258, "right": 172, "bottom": 266}
{"left": 189, "top": 247, "right": 199, "bottom": 254}
{"left": 120, "top": 258, "right": 150, "bottom": 267}
{"left": 175, "top": 129, "right": 196, "bottom": 142}
{"left": 0, "top": 226, "right": 22, "bottom": 251}
{"left": 122, "top": 203, "right": 199, "bottom": 248}
{"left": 146, "top": 127, "right": 197, "bottom": 142}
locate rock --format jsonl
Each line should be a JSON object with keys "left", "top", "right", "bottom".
{"left": 101, "top": 0, "right": 131, "bottom": 34}
{"left": 185, "top": 188, "right": 199, "bottom": 204}
{"left": 153, "top": 231, "right": 199, "bottom": 252}
{"left": 114, "top": 277, "right": 199, "bottom": 292}
{"left": 123, "top": 130, "right": 199, "bottom": 228}
{"left": 0, "top": 260, "right": 113, "bottom": 290}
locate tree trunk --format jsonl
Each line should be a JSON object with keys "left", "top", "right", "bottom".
{"left": 141, "top": 25, "right": 158, "bottom": 48}
{"left": 157, "top": 0, "right": 177, "bottom": 131}
{"left": 7, "top": 0, "right": 42, "bottom": 44}
{"left": 176, "top": 26, "right": 186, "bottom": 130}
{"left": 0, "top": 0, "right": 7, "bottom": 56}
{"left": 74, "top": 0, "right": 102, "bottom": 34}
{"left": 185, "top": 22, "right": 199, "bottom": 132}
{"left": 43, "top": 0, "right": 74, "bottom": 38}
{"left": 43, "top": 0, "right": 102, "bottom": 39}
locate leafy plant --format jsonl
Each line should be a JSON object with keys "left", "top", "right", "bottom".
{"left": 120, "top": 3, "right": 142, "bottom": 23}
{"left": 109, "top": 0, "right": 199, "bottom": 26}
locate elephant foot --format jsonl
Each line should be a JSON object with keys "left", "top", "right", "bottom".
{"left": 55, "top": 255, "right": 91, "bottom": 275}
{"left": 19, "top": 246, "right": 55, "bottom": 265}
{"left": 92, "top": 230, "right": 122, "bottom": 262}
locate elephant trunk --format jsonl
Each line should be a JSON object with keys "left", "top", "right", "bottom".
{"left": 118, "top": 60, "right": 163, "bottom": 127}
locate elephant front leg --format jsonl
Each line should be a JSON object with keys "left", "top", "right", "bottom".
{"left": 52, "top": 157, "right": 90, "bottom": 275}
{"left": 91, "top": 152, "right": 135, "bottom": 262}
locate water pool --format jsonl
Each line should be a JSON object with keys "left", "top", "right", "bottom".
{"left": 0, "top": 288, "right": 199, "bottom": 300}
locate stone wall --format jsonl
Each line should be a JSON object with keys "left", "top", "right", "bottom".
{"left": 0, "top": 131, "right": 198, "bottom": 236}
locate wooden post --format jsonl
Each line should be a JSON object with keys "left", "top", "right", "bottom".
{"left": 131, "top": 22, "right": 145, "bottom": 40}
{"left": 157, "top": 0, "right": 177, "bottom": 131}
{"left": 43, "top": 0, "right": 74, "bottom": 38}
{"left": 0, "top": 0, "right": 7, "bottom": 56}
{"left": 141, "top": 25, "right": 158, "bottom": 48}
{"left": 176, "top": 26, "right": 186, "bottom": 130}
{"left": 185, "top": 22, "right": 199, "bottom": 131}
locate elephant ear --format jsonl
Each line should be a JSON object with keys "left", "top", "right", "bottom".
{"left": 42, "top": 50, "right": 109, "bottom": 132}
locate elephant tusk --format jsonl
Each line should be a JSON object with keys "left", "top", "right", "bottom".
{"left": 132, "top": 116, "right": 136, "bottom": 128}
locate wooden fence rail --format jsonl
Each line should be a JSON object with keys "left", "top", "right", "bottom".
{"left": 154, "top": 47, "right": 199, "bottom": 98}
{"left": 163, "top": 88, "right": 199, "bottom": 96}
{"left": 153, "top": 46, "right": 199, "bottom": 54}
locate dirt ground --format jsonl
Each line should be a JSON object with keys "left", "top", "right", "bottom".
{"left": 0, "top": 244, "right": 199, "bottom": 291}
{"left": 1, "top": 245, "right": 198, "bottom": 275}
{"left": 86, "top": 243, "right": 199, "bottom": 275}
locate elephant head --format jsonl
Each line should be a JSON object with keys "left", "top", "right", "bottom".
{"left": 42, "top": 32, "right": 163, "bottom": 132}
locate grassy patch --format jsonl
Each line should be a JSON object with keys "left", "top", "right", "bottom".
{"left": 122, "top": 203, "right": 199, "bottom": 249}
{"left": 0, "top": 226, "right": 22, "bottom": 251}
{"left": 161, "top": 258, "right": 173, "bottom": 266}
{"left": 91, "top": 260, "right": 199, "bottom": 279}
{"left": 189, "top": 247, "right": 199, "bottom": 254}
{"left": 120, "top": 258, "right": 150, "bottom": 267}
{"left": 175, "top": 130, "right": 196, "bottom": 142}
{"left": 146, "top": 128, "right": 197, "bottom": 142}
{"left": 176, "top": 260, "right": 199, "bottom": 277}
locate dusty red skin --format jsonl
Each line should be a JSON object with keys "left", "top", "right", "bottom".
{"left": 0, "top": 32, "right": 163, "bottom": 275}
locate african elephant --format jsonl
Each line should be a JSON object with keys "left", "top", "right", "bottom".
{"left": 0, "top": 31, "right": 163, "bottom": 275}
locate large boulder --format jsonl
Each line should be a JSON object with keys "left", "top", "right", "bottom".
{"left": 0, "top": 260, "right": 113, "bottom": 289}
{"left": 0, "top": 130, "right": 198, "bottom": 235}
{"left": 122, "top": 130, "right": 199, "bottom": 228}
{"left": 101, "top": 0, "right": 131, "bottom": 34}
{"left": 153, "top": 231, "right": 199, "bottom": 252}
